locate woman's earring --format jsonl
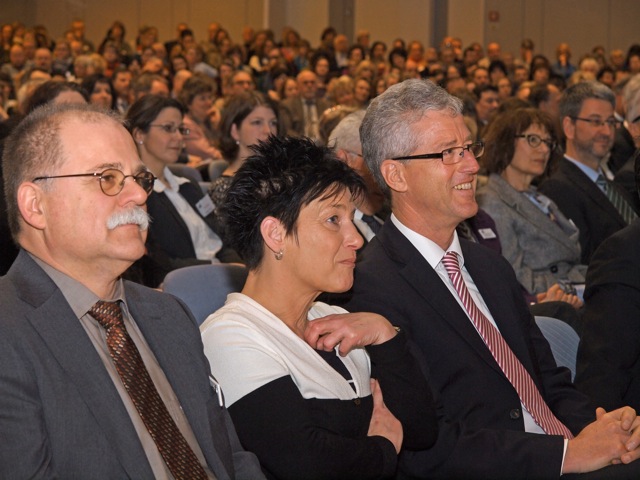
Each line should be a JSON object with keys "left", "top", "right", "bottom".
{"left": 275, "top": 249, "right": 284, "bottom": 260}
{"left": 138, "top": 140, "right": 144, "bottom": 145}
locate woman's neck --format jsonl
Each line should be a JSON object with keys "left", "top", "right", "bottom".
{"left": 242, "top": 269, "right": 318, "bottom": 339}
{"left": 501, "top": 166, "right": 533, "bottom": 192}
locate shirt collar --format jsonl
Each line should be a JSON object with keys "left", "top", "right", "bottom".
{"left": 390, "top": 213, "right": 464, "bottom": 269}
{"left": 153, "top": 166, "right": 190, "bottom": 193}
{"left": 564, "top": 154, "right": 601, "bottom": 183}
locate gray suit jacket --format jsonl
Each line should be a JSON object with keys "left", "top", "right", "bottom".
{"left": 0, "top": 250, "right": 264, "bottom": 479}
{"left": 278, "top": 96, "right": 332, "bottom": 138}
{"left": 477, "top": 173, "right": 586, "bottom": 294}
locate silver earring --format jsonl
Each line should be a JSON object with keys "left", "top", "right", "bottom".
{"left": 235, "top": 140, "right": 240, "bottom": 145}
{"left": 275, "top": 249, "right": 284, "bottom": 260}
{"left": 138, "top": 140, "right": 144, "bottom": 145}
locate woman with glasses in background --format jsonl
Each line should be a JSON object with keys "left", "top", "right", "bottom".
{"left": 477, "top": 107, "right": 587, "bottom": 295}
{"left": 126, "top": 95, "right": 240, "bottom": 287}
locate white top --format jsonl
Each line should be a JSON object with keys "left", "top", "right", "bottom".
{"left": 200, "top": 293, "right": 372, "bottom": 406}
{"left": 154, "top": 167, "right": 222, "bottom": 262}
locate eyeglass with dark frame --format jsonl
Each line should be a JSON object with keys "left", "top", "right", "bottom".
{"left": 32, "top": 168, "right": 156, "bottom": 196}
{"left": 515, "top": 134, "right": 557, "bottom": 151}
{"left": 570, "top": 116, "right": 622, "bottom": 130}
{"left": 149, "top": 123, "right": 190, "bottom": 135}
{"left": 391, "top": 141, "right": 484, "bottom": 165}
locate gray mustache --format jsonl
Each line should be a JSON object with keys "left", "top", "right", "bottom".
{"left": 106, "top": 207, "right": 150, "bottom": 231}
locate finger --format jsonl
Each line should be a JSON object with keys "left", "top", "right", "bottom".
{"left": 626, "top": 422, "right": 640, "bottom": 451}
{"left": 370, "top": 379, "right": 384, "bottom": 407}
{"left": 596, "top": 407, "right": 607, "bottom": 421}
{"left": 619, "top": 407, "right": 636, "bottom": 431}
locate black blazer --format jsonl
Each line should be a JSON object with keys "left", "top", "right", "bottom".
{"left": 576, "top": 218, "right": 640, "bottom": 412}
{"left": 539, "top": 157, "right": 634, "bottom": 264}
{"left": 347, "top": 221, "right": 594, "bottom": 479}
{"left": 142, "top": 179, "right": 241, "bottom": 286}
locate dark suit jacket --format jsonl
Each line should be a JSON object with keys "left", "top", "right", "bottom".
{"left": 278, "top": 96, "right": 332, "bottom": 138}
{"left": 575, "top": 218, "right": 640, "bottom": 412}
{"left": 0, "top": 250, "right": 263, "bottom": 479}
{"left": 143, "top": 179, "right": 241, "bottom": 286}
{"left": 539, "top": 157, "right": 633, "bottom": 264}
{"left": 347, "top": 221, "right": 594, "bottom": 479}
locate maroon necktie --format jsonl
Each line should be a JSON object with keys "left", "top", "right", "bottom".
{"left": 91, "top": 300, "right": 208, "bottom": 479}
{"left": 442, "top": 252, "right": 574, "bottom": 438}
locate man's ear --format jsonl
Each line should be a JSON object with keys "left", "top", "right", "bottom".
{"left": 260, "top": 215, "right": 286, "bottom": 256}
{"left": 380, "top": 159, "right": 409, "bottom": 193}
{"left": 562, "top": 116, "right": 575, "bottom": 141}
{"left": 17, "top": 182, "right": 47, "bottom": 230}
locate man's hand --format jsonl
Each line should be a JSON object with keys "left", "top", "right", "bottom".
{"left": 303, "top": 312, "right": 397, "bottom": 356}
{"left": 367, "top": 379, "right": 403, "bottom": 453}
{"left": 563, "top": 407, "right": 640, "bottom": 474}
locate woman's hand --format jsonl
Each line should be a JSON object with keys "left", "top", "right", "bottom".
{"left": 303, "top": 312, "right": 397, "bottom": 356}
{"left": 367, "top": 379, "right": 403, "bottom": 453}
{"left": 536, "top": 283, "right": 583, "bottom": 309}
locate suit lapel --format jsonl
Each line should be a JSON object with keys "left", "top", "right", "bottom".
{"left": 378, "top": 223, "right": 503, "bottom": 373}
{"left": 489, "top": 175, "right": 578, "bottom": 251}
{"left": 560, "top": 159, "right": 626, "bottom": 225}
{"left": 126, "top": 286, "right": 231, "bottom": 479}
{"left": 13, "top": 253, "right": 152, "bottom": 478}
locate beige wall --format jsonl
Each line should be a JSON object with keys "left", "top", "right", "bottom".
{"left": 0, "top": 0, "right": 638, "bottom": 62}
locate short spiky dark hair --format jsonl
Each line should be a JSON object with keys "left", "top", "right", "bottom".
{"left": 222, "top": 135, "right": 365, "bottom": 270}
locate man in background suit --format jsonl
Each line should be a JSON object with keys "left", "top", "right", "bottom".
{"left": 539, "top": 81, "right": 638, "bottom": 264}
{"left": 0, "top": 103, "right": 264, "bottom": 479}
{"left": 347, "top": 79, "right": 640, "bottom": 479}
{"left": 279, "top": 70, "right": 332, "bottom": 143}
{"left": 328, "top": 109, "right": 386, "bottom": 245}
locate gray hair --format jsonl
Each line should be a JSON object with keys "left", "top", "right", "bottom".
{"left": 559, "top": 80, "right": 615, "bottom": 120}
{"left": 360, "top": 79, "right": 463, "bottom": 194}
{"left": 328, "top": 109, "right": 365, "bottom": 152}
{"left": 3, "top": 103, "right": 123, "bottom": 242}
{"left": 623, "top": 74, "right": 640, "bottom": 123}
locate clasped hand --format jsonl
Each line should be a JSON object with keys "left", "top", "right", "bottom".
{"left": 564, "top": 406, "right": 640, "bottom": 474}
{"left": 303, "top": 312, "right": 397, "bottom": 356}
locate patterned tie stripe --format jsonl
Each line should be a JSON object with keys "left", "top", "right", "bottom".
{"left": 442, "top": 252, "right": 574, "bottom": 439}
{"left": 596, "top": 175, "right": 637, "bottom": 225}
{"left": 90, "top": 301, "right": 208, "bottom": 480}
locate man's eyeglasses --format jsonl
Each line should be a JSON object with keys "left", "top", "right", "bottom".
{"left": 33, "top": 169, "right": 156, "bottom": 196}
{"left": 391, "top": 141, "right": 484, "bottom": 165}
{"left": 149, "top": 123, "right": 190, "bottom": 135}
{"left": 570, "top": 116, "right": 622, "bottom": 130}
{"left": 515, "top": 134, "right": 557, "bottom": 151}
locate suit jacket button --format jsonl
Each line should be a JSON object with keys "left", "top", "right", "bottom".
{"left": 354, "top": 398, "right": 361, "bottom": 406}
{"left": 510, "top": 408, "right": 521, "bottom": 419}
{"left": 550, "top": 265, "right": 558, "bottom": 273}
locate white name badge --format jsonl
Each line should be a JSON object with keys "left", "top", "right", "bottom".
{"left": 478, "top": 228, "right": 497, "bottom": 239}
{"left": 196, "top": 195, "right": 215, "bottom": 217}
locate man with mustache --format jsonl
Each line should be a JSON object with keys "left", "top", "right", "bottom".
{"left": 540, "top": 81, "right": 640, "bottom": 263}
{"left": 0, "top": 104, "right": 264, "bottom": 479}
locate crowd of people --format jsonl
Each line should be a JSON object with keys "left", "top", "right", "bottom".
{"left": 2, "top": 15, "right": 640, "bottom": 480}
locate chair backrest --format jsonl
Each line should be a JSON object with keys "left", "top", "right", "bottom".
{"left": 208, "top": 159, "right": 230, "bottom": 181}
{"left": 168, "top": 163, "right": 203, "bottom": 184}
{"left": 162, "top": 264, "right": 248, "bottom": 325}
{"left": 534, "top": 316, "right": 580, "bottom": 381}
